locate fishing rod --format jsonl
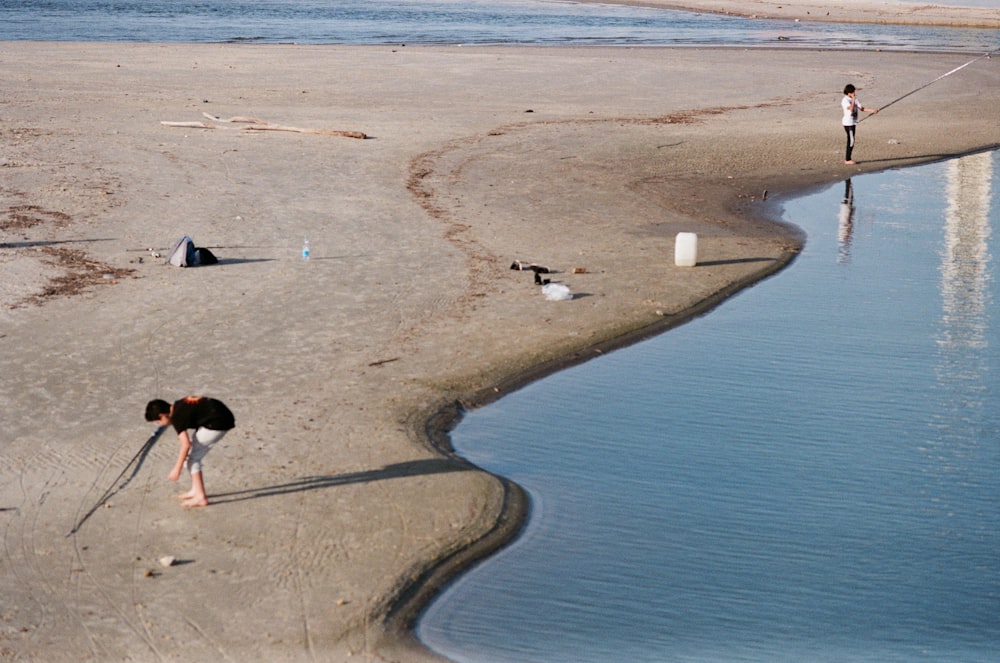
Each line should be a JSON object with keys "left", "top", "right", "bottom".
{"left": 66, "top": 426, "right": 165, "bottom": 537}
{"left": 860, "top": 47, "right": 997, "bottom": 122}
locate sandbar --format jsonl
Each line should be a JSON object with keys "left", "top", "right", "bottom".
{"left": 593, "top": 0, "right": 1000, "bottom": 28}
{"left": 1, "top": 37, "right": 998, "bottom": 663}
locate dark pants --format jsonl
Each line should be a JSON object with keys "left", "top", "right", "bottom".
{"left": 844, "top": 125, "right": 856, "bottom": 162}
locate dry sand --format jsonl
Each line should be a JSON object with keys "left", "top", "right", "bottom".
{"left": 1, "top": 39, "right": 998, "bottom": 662}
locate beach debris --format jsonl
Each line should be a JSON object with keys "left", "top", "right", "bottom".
{"left": 143, "top": 569, "right": 159, "bottom": 578}
{"left": 674, "top": 232, "right": 698, "bottom": 267}
{"left": 11, "top": 246, "right": 136, "bottom": 309}
{"left": 158, "top": 555, "right": 176, "bottom": 568}
{"left": 513, "top": 259, "right": 572, "bottom": 299}
{"left": 160, "top": 113, "right": 367, "bottom": 139}
{"left": 159, "top": 121, "right": 218, "bottom": 129}
{"left": 510, "top": 260, "right": 550, "bottom": 274}
{"left": 205, "top": 114, "right": 262, "bottom": 124}
{"left": 244, "top": 123, "right": 367, "bottom": 139}
{"left": 535, "top": 270, "right": 572, "bottom": 300}
{"left": 541, "top": 281, "right": 572, "bottom": 301}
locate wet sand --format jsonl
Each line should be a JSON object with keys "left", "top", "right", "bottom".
{"left": 1, "top": 40, "right": 998, "bottom": 661}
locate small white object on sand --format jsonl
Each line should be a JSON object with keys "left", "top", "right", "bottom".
{"left": 542, "top": 282, "right": 572, "bottom": 301}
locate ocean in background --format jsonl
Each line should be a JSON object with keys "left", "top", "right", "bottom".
{"left": 419, "top": 151, "right": 1000, "bottom": 662}
{"left": 0, "top": 0, "right": 997, "bottom": 50}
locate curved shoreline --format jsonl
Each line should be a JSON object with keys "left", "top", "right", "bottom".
{"left": 385, "top": 142, "right": 1000, "bottom": 660}
{"left": 376, "top": 89, "right": 998, "bottom": 657}
{"left": 403, "top": 147, "right": 1000, "bottom": 663}
{"left": 381, "top": 217, "right": 804, "bottom": 657}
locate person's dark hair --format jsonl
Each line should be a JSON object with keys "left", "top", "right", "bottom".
{"left": 145, "top": 399, "right": 171, "bottom": 422}
{"left": 844, "top": 84, "right": 856, "bottom": 95}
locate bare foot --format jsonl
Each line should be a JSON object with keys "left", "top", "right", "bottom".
{"left": 180, "top": 496, "right": 209, "bottom": 508}
{"left": 176, "top": 491, "right": 196, "bottom": 500}
{"left": 845, "top": 160, "right": 856, "bottom": 165}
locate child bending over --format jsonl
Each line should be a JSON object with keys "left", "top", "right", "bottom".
{"left": 145, "top": 396, "right": 235, "bottom": 507}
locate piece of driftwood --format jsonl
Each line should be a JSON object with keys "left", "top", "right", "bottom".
{"left": 203, "top": 113, "right": 263, "bottom": 124}
{"left": 243, "top": 124, "right": 367, "bottom": 139}
{"left": 160, "top": 113, "right": 366, "bottom": 139}
{"left": 160, "top": 121, "right": 217, "bottom": 129}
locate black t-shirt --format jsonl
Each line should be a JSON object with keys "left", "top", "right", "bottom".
{"left": 171, "top": 396, "right": 235, "bottom": 432}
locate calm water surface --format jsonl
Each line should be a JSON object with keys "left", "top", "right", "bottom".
{"left": 0, "top": 0, "right": 996, "bottom": 50}
{"left": 419, "top": 151, "right": 1000, "bottom": 662}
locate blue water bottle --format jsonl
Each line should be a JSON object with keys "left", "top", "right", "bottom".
{"left": 302, "top": 236, "right": 310, "bottom": 261}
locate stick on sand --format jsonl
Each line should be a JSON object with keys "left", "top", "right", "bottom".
{"left": 243, "top": 124, "right": 367, "bottom": 139}
{"left": 160, "top": 113, "right": 367, "bottom": 138}
{"left": 66, "top": 426, "right": 165, "bottom": 537}
{"left": 160, "top": 121, "right": 217, "bottom": 129}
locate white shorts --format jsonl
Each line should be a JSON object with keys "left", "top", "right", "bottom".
{"left": 186, "top": 427, "right": 228, "bottom": 474}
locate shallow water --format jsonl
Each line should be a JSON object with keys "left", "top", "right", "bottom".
{"left": 0, "top": 0, "right": 996, "bottom": 50}
{"left": 418, "top": 151, "right": 1000, "bottom": 662}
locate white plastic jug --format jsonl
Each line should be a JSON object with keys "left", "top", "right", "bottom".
{"left": 674, "top": 232, "right": 698, "bottom": 267}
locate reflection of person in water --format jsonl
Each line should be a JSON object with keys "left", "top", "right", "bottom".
{"left": 838, "top": 178, "right": 855, "bottom": 263}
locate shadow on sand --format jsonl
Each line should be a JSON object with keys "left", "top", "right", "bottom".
{"left": 209, "top": 458, "right": 469, "bottom": 504}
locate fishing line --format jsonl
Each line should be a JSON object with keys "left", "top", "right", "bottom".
{"left": 860, "top": 47, "right": 997, "bottom": 122}
{"left": 66, "top": 426, "right": 165, "bottom": 537}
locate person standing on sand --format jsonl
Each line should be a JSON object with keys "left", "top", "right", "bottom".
{"left": 145, "top": 396, "right": 235, "bottom": 507}
{"left": 842, "top": 84, "right": 877, "bottom": 165}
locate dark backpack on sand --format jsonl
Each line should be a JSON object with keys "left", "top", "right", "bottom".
{"left": 194, "top": 246, "right": 218, "bottom": 265}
